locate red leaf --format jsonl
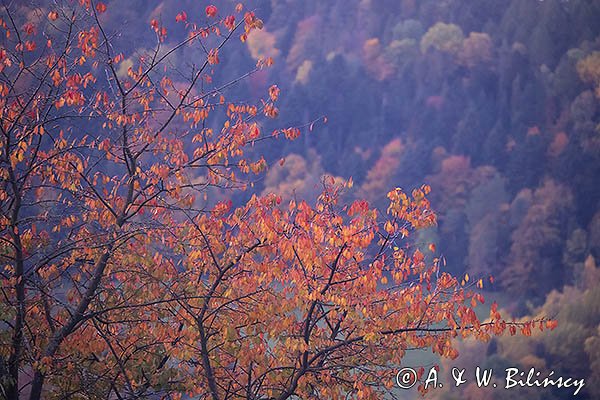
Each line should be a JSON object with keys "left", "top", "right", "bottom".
{"left": 224, "top": 15, "right": 236, "bottom": 30}
{"left": 206, "top": 5, "right": 218, "bottom": 18}
{"left": 23, "top": 23, "right": 35, "bottom": 36}
{"left": 175, "top": 11, "right": 187, "bottom": 23}
{"left": 96, "top": 2, "right": 107, "bottom": 13}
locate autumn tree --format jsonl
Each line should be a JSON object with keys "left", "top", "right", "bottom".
{"left": 420, "top": 22, "right": 464, "bottom": 56}
{"left": 358, "top": 138, "right": 404, "bottom": 205}
{"left": 0, "top": 2, "right": 281, "bottom": 398}
{"left": 1, "top": 2, "right": 548, "bottom": 400}
{"left": 502, "top": 180, "right": 575, "bottom": 302}
{"left": 457, "top": 32, "right": 493, "bottom": 68}
{"left": 576, "top": 50, "right": 600, "bottom": 97}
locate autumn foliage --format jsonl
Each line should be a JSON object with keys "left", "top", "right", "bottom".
{"left": 0, "top": 2, "right": 550, "bottom": 400}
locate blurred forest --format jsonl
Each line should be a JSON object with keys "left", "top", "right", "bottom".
{"left": 9, "top": 0, "right": 600, "bottom": 398}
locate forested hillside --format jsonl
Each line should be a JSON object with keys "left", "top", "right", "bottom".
{"left": 241, "top": 0, "right": 600, "bottom": 305}
{"left": 255, "top": 0, "right": 600, "bottom": 302}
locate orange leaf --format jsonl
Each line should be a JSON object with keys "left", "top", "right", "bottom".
{"left": 96, "top": 2, "right": 107, "bottom": 13}
{"left": 268, "top": 85, "right": 280, "bottom": 101}
{"left": 224, "top": 15, "right": 236, "bottom": 30}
